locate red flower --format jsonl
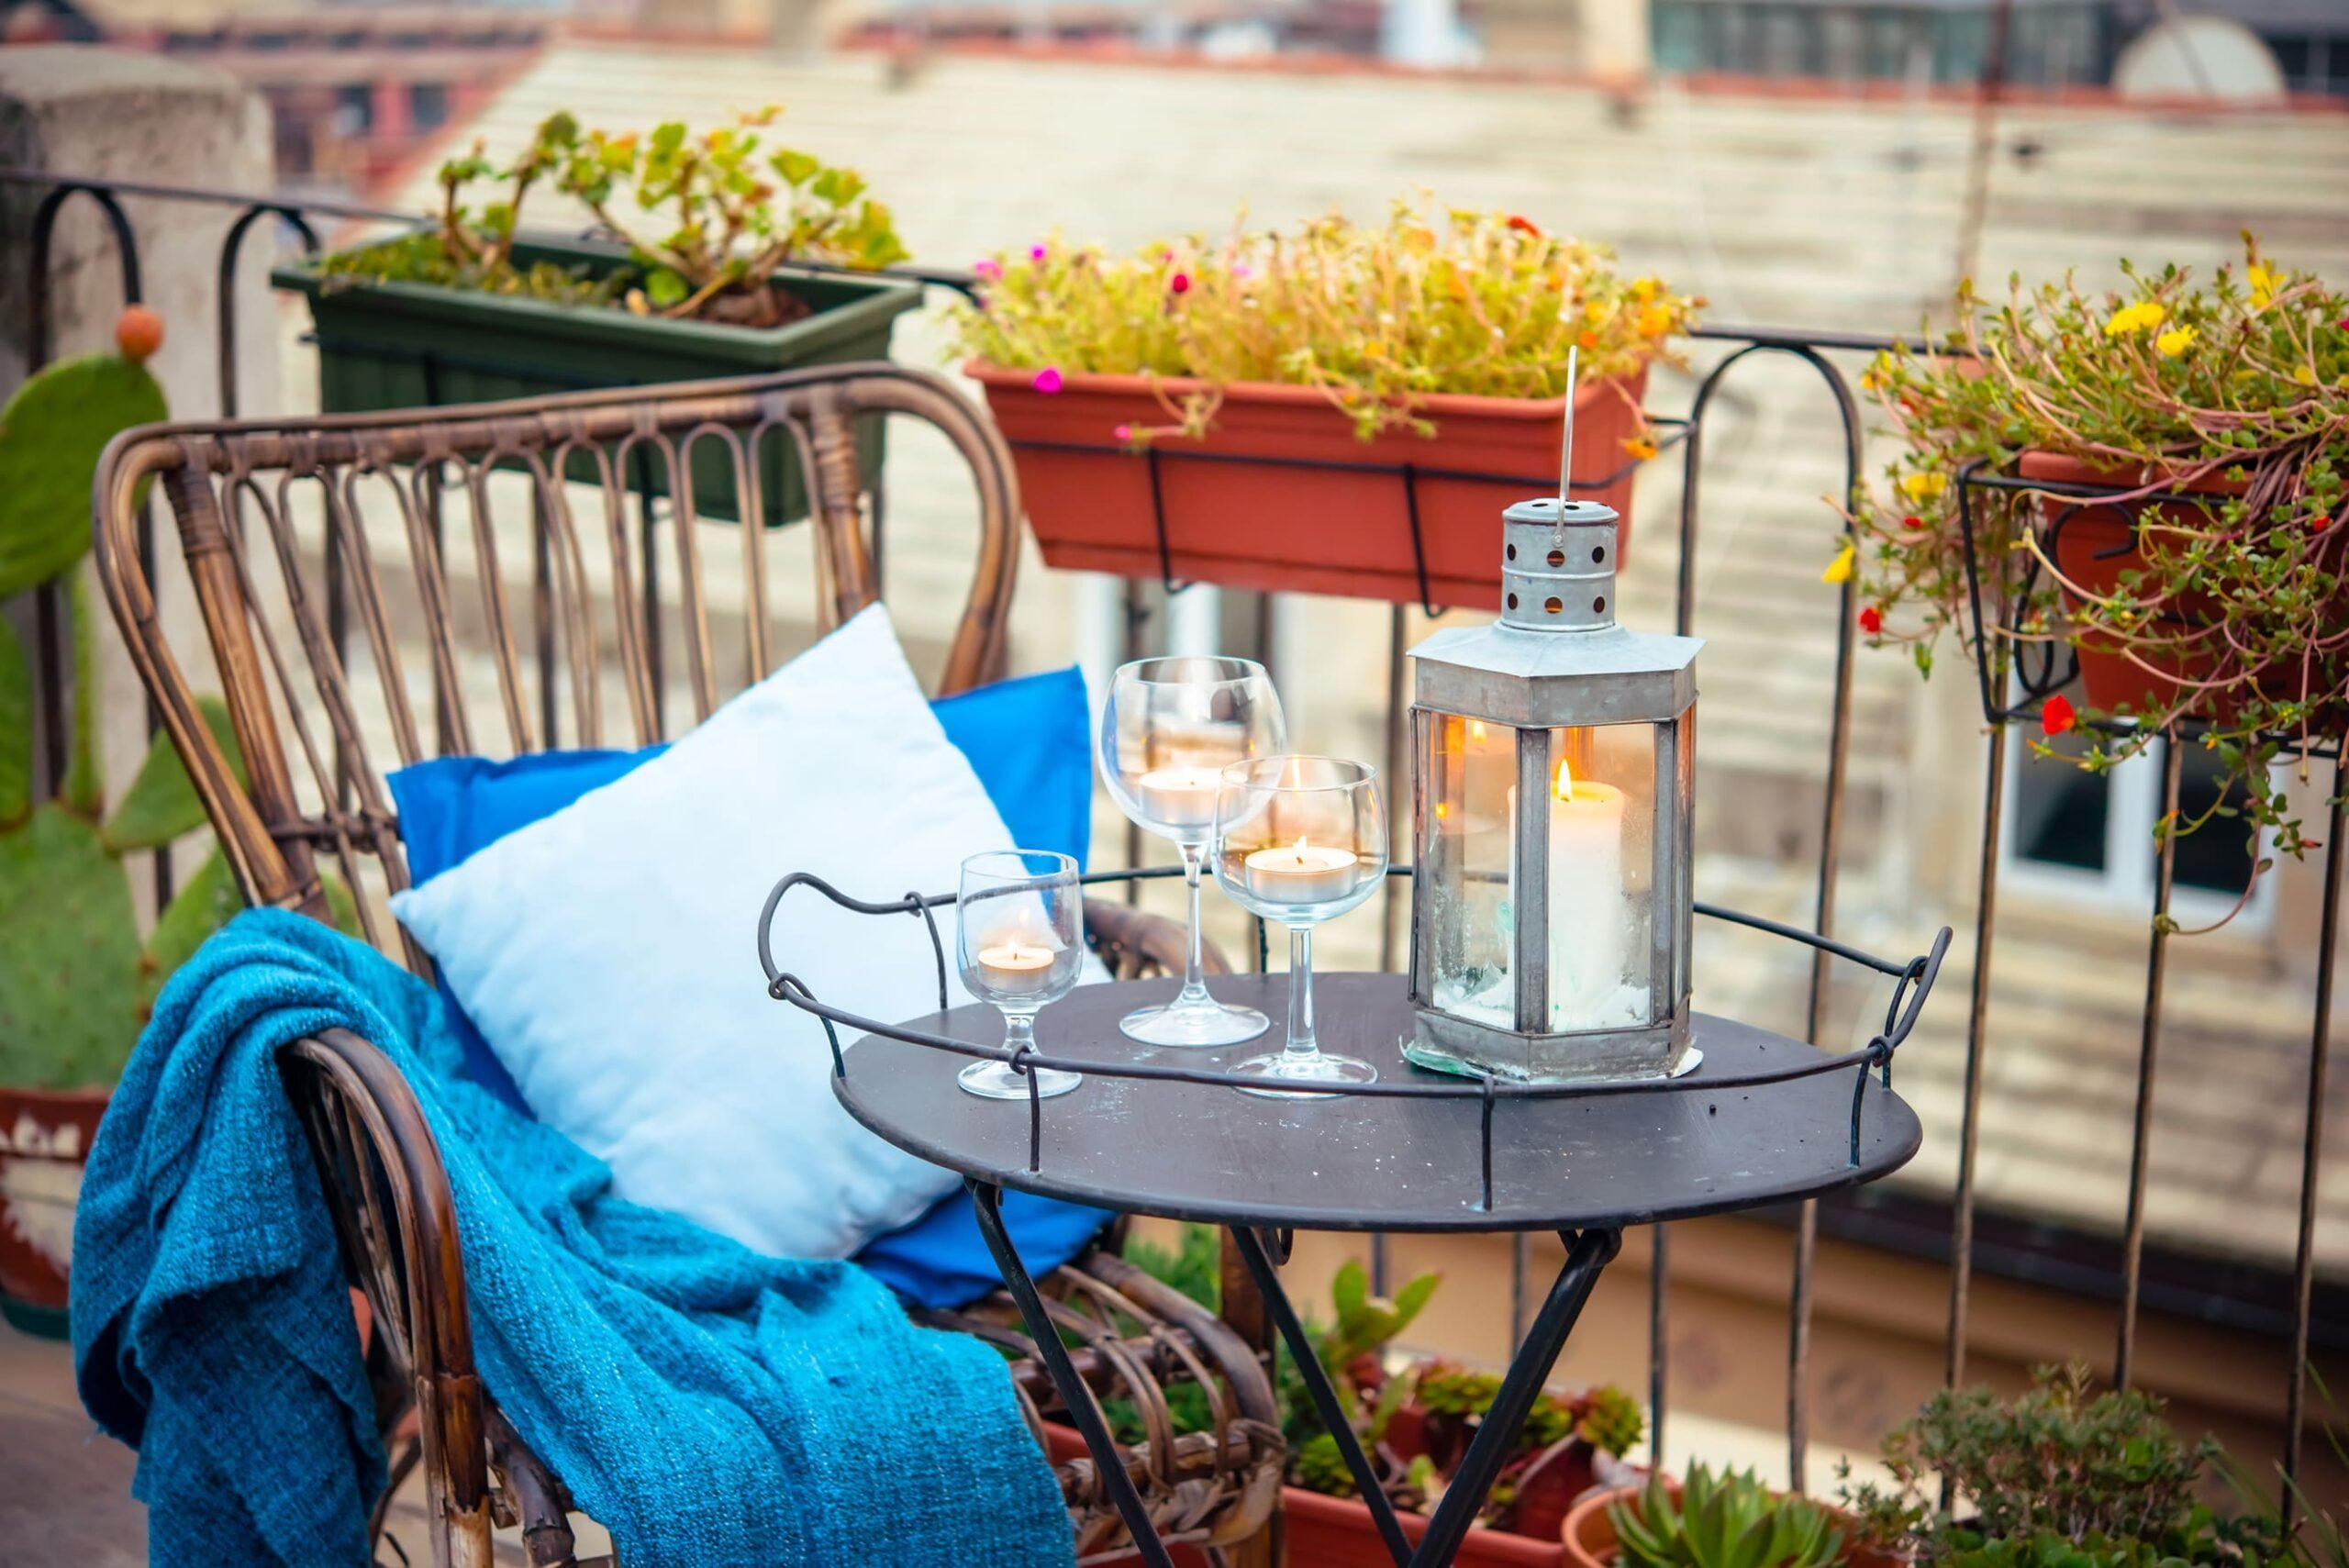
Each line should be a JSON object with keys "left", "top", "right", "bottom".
{"left": 2042, "top": 695, "right": 2076, "bottom": 737}
{"left": 1168, "top": 272, "right": 1192, "bottom": 295}
{"left": 1858, "top": 606, "right": 1883, "bottom": 636}
{"left": 1506, "top": 215, "right": 1542, "bottom": 237}
{"left": 1902, "top": 515, "right": 1926, "bottom": 530}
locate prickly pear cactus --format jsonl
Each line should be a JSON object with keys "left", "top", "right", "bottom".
{"left": 0, "top": 348, "right": 166, "bottom": 599}
{"left": 0, "top": 317, "right": 253, "bottom": 1091}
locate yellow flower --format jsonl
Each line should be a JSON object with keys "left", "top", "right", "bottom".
{"left": 2248, "top": 262, "right": 2282, "bottom": 307}
{"left": 1636, "top": 304, "right": 1673, "bottom": 338}
{"left": 1899, "top": 472, "right": 1949, "bottom": 502}
{"left": 1632, "top": 277, "right": 1660, "bottom": 303}
{"left": 2295, "top": 364, "right": 2318, "bottom": 386}
{"left": 2154, "top": 326, "right": 2196, "bottom": 358}
{"left": 2103, "top": 300, "right": 2165, "bottom": 337}
{"left": 1621, "top": 437, "right": 1659, "bottom": 462}
{"left": 1584, "top": 298, "right": 1609, "bottom": 326}
{"left": 1821, "top": 542, "right": 1855, "bottom": 585}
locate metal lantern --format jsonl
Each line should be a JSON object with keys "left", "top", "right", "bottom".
{"left": 1405, "top": 491, "right": 1702, "bottom": 1084}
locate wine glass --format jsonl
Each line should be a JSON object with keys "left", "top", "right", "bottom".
{"left": 955, "top": 850, "right": 1085, "bottom": 1101}
{"left": 1210, "top": 756, "right": 1386, "bottom": 1095}
{"left": 1097, "top": 655, "right": 1287, "bottom": 1047}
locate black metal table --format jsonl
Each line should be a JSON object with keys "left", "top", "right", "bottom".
{"left": 826, "top": 971, "right": 1929, "bottom": 1568}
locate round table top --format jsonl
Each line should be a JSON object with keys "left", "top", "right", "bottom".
{"left": 833, "top": 973, "right": 1921, "bottom": 1234}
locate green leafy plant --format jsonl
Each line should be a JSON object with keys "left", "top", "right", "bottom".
{"left": 317, "top": 107, "right": 908, "bottom": 328}
{"left": 952, "top": 197, "right": 1699, "bottom": 441}
{"left": 1612, "top": 1463, "right": 1846, "bottom": 1568}
{"left": 1836, "top": 1363, "right": 2269, "bottom": 1567}
{"left": 0, "top": 317, "right": 253, "bottom": 1089}
{"left": 1849, "top": 238, "right": 2349, "bottom": 917}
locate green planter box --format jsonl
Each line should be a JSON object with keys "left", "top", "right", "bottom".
{"left": 273, "top": 236, "right": 924, "bottom": 526}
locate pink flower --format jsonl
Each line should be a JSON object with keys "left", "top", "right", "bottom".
{"left": 974, "top": 258, "right": 1002, "bottom": 281}
{"left": 1112, "top": 423, "right": 1132, "bottom": 440}
{"left": 1032, "top": 367, "right": 1063, "bottom": 395}
{"left": 1231, "top": 262, "right": 1252, "bottom": 281}
{"left": 1169, "top": 272, "right": 1192, "bottom": 295}
{"left": 1030, "top": 243, "right": 1049, "bottom": 261}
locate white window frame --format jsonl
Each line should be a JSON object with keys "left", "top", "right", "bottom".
{"left": 1998, "top": 727, "right": 2277, "bottom": 931}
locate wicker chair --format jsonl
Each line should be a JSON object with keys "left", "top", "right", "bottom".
{"left": 90, "top": 363, "right": 1283, "bottom": 1568}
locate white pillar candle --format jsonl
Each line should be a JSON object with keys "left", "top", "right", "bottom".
{"left": 1138, "top": 764, "right": 1224, "bottom": 829}
{"left": 1508, "top": 763, "right": 1627, "bottom": 1030}
{"left": 1242, "top": 839, "right": 1360, "bottom": 905}
{"left": 975, "top": 940, "right": 1058, "bottom": 999}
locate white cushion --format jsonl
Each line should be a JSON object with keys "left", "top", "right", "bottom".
{"left": 392, "top": 605, "right": 1062, "bottom": 1260}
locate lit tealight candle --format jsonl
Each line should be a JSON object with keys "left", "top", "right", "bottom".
{"left": 975, "top": 940, "right": 1059, "bottom": 999}
{"left": 1242, "top": 838, "right": 1360, "bottom": 905}
{"left": 1138, "top": 765, "right": 1224, "bottom": 829}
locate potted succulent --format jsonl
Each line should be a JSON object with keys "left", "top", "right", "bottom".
{"left": 1851, "top": 239, "right": 2348, "bottom": 919}
{"left": 0, "top": 313, "right": 265, "bottom": 1336}
{"left": 1564, "top": 1465, "right": 1851, "bottom": 1568}
{"left": 952, "top": 203, "right": 1700, "bottom": 608}
{"left": 1113, "top": 1228, "right": 1645, "bottom": 1566}
{"left": 273, "top": 109, "right": 922, "bottom": 524}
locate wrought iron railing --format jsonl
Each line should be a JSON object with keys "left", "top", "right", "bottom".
{"left": 4, "top": 164, "right": 2338, "bottom": 1521}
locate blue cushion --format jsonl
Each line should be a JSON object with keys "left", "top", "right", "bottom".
{"left": 385, "top": 662, "right": 1108, "bottom": 1307}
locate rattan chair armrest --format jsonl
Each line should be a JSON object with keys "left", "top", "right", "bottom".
{"left": 1082, "top": 898, "right": 1230, "bottom": 982}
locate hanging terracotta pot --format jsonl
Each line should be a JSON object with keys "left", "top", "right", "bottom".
{"left": 972, "top": 365, "right": 1652, "bottom": 610}
{"left": 2019, "top": 450, "right": 2298, "bottom": 728}
{"left": 0, "top": 1084, "right": 107, "bottom": 1339}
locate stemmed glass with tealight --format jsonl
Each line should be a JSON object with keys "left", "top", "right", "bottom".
{"left": 1097, "top": 656, "right": 1288, "bottom": 1048}
{"left": 1210, "top": 756, "right": 1387, "bottom": 1095}
{"left": 953, "top": 849, "right": 1086, "bottom": 1101}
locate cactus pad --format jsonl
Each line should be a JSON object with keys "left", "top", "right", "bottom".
{"left": 0, "top": 805, "right": 145, "bottom": 1088}
{"left": 0, "top": 351, "right": 167, "bottom": 598}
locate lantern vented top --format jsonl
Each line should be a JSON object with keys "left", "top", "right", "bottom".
{"left": 1499, "top": 496, "right": 1619, "bottom": 633}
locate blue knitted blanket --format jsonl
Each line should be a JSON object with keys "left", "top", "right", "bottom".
{"left": 72, "top": 909, "right": 1074, "bottom": 1568}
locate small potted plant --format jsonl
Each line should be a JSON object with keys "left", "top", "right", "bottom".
{"left": 0, "top": 314, "right": 270, "bottom": 1335}
{"left": 1563, "top": 1464, "right": 1847, "bottom": 1568}
{"left": 1850, "top": 239, "right": 2347, "bottom": 920}
{"left": 1831, "top": 1363, "right": 2281, "bottom": 1568}
{"left": 273, "top": 109, "right": 921, "bottom": 524}
{"left": 952, "top": 202, "right": 1700, "bottom": 608}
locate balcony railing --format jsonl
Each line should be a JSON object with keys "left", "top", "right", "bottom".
{"left": 4, "top": 163, "right": 2341, "bottom": 1519}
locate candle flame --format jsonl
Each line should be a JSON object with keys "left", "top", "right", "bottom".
{"left": 1553, "top": 759, "right": 1575, "bottom": 803}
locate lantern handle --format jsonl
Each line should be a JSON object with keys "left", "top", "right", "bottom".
{"left": 1556, "top": 344, "right": 1579, "bottom": 522}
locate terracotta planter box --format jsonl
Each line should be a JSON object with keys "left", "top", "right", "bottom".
{"left": 1286, "top": 1483, "right": 1568, "bottom": 1568}
{"left": 2018, "top": 450, "right": 2327, "bottom": 731}
{"left": 971, "top": 364, "right": 1650, "bottom": 610}
{"left": 0, "top": 1084, "right": 107, "bottom": 1339}
{"left": 1040, "top": 1423, "right": 1567, "bottom": 1565}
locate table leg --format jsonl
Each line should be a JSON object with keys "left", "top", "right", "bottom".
{"left": 1408, "top": 1229, "right": 1623, "bottom": 1567}
{"left": 1230, "top": 1226, "right": 1416, "bottom": 1567}
{"left": 966, "top": 1179, "right": 1177, "bottom": 1568}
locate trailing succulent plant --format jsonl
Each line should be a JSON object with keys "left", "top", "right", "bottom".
{"left": 1611, "top": 1463, "right": 1846, "bottom": 1568}
{"left": 0, "top": 310, "right": 259, "bottom": 1090}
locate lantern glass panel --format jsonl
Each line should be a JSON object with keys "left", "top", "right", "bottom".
{"left": 1419, "top": 714, "right": 1519, "bottom": 1028}
{"left": 1528, "top": 723, "right": 1658, "bottom": 1034}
